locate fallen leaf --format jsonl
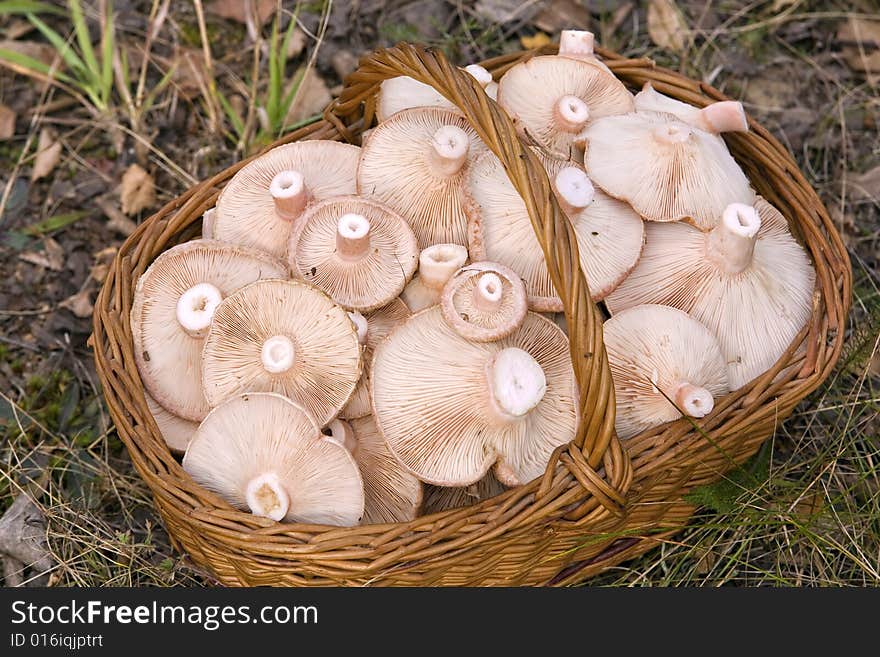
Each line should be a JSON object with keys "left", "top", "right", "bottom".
{"left": 0, "top": 104, "right": 14, "bottom": 140}
{"left": 60, "top": 287, "right": 94, "bottom": 318}
{"left": 474, "top": 0, "right": 540, "bottom": 25}
{"left": 331, "top": 49, "right": 358, "bottom": 82}
{"left": 533, "top": 0, "right": 591, "bottom": 34}
{"left": 838, "top": 17, "right": 880, "bottom": 74}
{"left": 850, "top": 165, "right": 880, "bottom": 201}
{"left": 287, "top": 27, "right": 307, "bottom": 60}
{"left": 96, "top": 195, "right": 138, "bottom": 236}
{"left": 520, "top": 32, "right": 552, "bottom": 50}
{"left": 285, "top": 68, "right": 332, "bottom": 125}
{"left": 0, "top": 494, "right": 53, "bottom": 587}
{"left": 207, "top": 0, "right": 275, "bottom": 27}
{"left": 30, "top": 127, "right": 61, "bottom": 181}
{"left": 18, "top": 237, "right": 64, "bottom": 271}
{"left": 647, "top": 0, "right": 689, "bottom": 53}
{"left": 119, "top": 163, "right": 156, "bottom": 215}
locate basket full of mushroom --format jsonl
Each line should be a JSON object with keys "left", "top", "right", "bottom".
{"left": 91, "top": 32, "right": 851, "bottom": 586}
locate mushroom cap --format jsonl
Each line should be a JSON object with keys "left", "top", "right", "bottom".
{"left": 466, "top": 152, "right": 645, "bottom": 311}
{"left": 605, "top": 197, "right": 815, "bottom": 389}
{"left": 400, "top": 243, "right": 470, "bottom": 312}
{"left": 357, "top": 106, "right": 488, "bottom": 249}
{"left": 201, "top": 279, "right": 362, "bottom": 426}
{"left": 287, "top": 196, "right": 419, "bottom": 311}
{"left": 326, "top": 416, "right": 423, "bottom": 524}
{"left": 340, "top": 298, "right": 411, "bottom": 420}
{"left": 376, "top": 66, "right": 495, "bottom": 122}
{"left": 213, "top": 140, "right": 360, "bottom": 258}
{"left": 421, "top": 472, "right": 507, "bottom": 515}
{"left": 371, "top": 308, "right": 578, "bottom": 487}
{"left": 634, "top": 82, "right": 748, "bottom": 134}
{"left": 581, "top": 110, "right": 755, "bottom": 229}
{"left": 183, "top": 393, "right": 364, "bottom": 526}
{"left": 603, "top": 304, "right": 729, "bottom": 439}
{"left": 145, "top": 392, "right": 198, "bottom": 454}
{"left": 131, "top": 240, "right": 288, "bottom": 421}
{"left": 440, "top": 261, "right": 528, "bottom": 341}
{"left": 497, "top": 55, "right": 633, "bottom": 158}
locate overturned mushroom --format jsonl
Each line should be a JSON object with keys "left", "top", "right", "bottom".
{"left": 201, "top": 279, "right": 361, "bottom": 426}
{"left": 372, "top": 309, "right": 578, "bottom": 487}
{"left": 604, "top": 305, "right": 729, "bottom": 439}
{"left": 288, "top": 196, "right": 419, "bottom": 311}
{"left": 131, "top": 240, "right": 287, "bottom": 421}
{"left": 183, "top": 393, "right": 364, "bottom": 526}
{"left": 376, "top": 64, "right": 495, "bottom": 122}
{"left": 145, "top": 392, "right": 198, "bottom": 454}
{"left": 400, "top": 243, "right": 469, "bottom": 312}
{"left": 212, "top": 140, "right": 360, "bottom": 258}
{"left": 605, "top": 198, "right": 815, "bottom": 389}
{"left": 440, "top": 261, "right": 528, "bottom": 341}
{"left": 421, "top": 472, "right": 507, "bottom": 515}
{"left": 635, "top": 82, "right": 748, "bottom": 134}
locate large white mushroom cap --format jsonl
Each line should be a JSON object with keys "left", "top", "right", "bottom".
{"left": 635, "top": 82, "right": 749, "bottom": 134}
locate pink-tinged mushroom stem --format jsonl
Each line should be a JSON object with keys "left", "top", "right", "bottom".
{"left": 653, "top": 123, "right": 693, "bottom": 145}
{"left": 464, "top": 64, "right": 493, "bottom": 89}
{"left": 473, "top": 272, "right": 504, "bottom": 313}
{"left": 335, "top": 213, "right": 371, "bottom": 261}
{"left": 261, "top": 335, "right": 296, "bottom": 374}
{"left": 245, "top": 472, "right": 290, "bottom": 521}
{"left": 670, "top": 382, "right": 715, "bottom": 418}
{"left": 323, "top": 418, "right": 358, "bottom": 454}
{"left": 429, "top": 126, "right": 470, "bottom": 177}
{"left": 554, "top": 95, "right": 590, "bottom": 133}
{"left": 176, "top": 283, "right": 222, "bottom": 338}
{"left": 554, "top": 167, "right": 595, "bottom": 215}
{"left": 348, "top": 311, "right": 368, "bottom": 345}
{"left": 706, "top": 203, "right": 761, "bottom": 274}
{"left": 559, "top": 30, "right": 595, "bottom": 59}
{"left": 419, "top": 244, "right": 469, "bottom": 290}
{"left": 270, "top": 170, "right": 310, "bottom": 221}
{"left": 698, "top": 101, "right": 749, "bottom": 134}
{"left": 485, "top": 347, "right": 547, "bottom": 423}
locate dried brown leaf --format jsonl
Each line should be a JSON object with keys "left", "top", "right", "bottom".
{"left": 520, "top": 32, "right": 552, "bottom": 50}
{"left": 119, "top": 163, "right": 156, "bottom": 215}
{"left": 285, "top": 68, "right": 332, "bottom": 125}
{"left": 207, "top": 0, "right": 275, "bottom": 27}
{"left": 533, "top": 0, "right": 591, "bottom": 34}
{"left": 96, "top": 196, "right": 138, "bottom": 236}
{"left": 851, "top": 165, "right": 880, "bottom": 201}
{"left": 647, "top": 0, "right": 689, "bottom": 53}
{"left": 31, "top": 127, "right": 61, "bottom": 181}
{"left": 60, "top": 287, "right": 94, "bottom": 318}
{"left": 18, "top": 237, "right": 64, "bottom": 271}
{"left": 838, "top": 17, "right": 880, "bottom": 74}
{"left": 0, "top": 104, "right": 14, "bottom": 140}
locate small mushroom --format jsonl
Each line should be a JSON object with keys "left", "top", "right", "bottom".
{"left": 212, "top": 140, "right": 361, "bottom": 258}
{"left": 201, "top": 279, "right": 361, "bottom": 426}
{"left": 145, "top": 392, "right": 198, "bottom": 454}
{"left": 372, "top": 309, "right": 578, "bottom": 487}
{"left": 605, "top": 198, "right": 816, "bottom": 389}
{"left": 557, "top": 29, "right": 613, "bottom": 73}
{"left": 496, "top": 52, "right": 633, "bottom": 159}
{"left": 357, "top": 106, "right": 488, "bottom": 248}
{"left": 340, "top": 298, "right": 411, "bottom": 420}
{"left": 440, "top": 261, "right": 528, "bottom": 341}
{"left": 400, "top": 243, "right": 469, "bottom": 312}
{"left": 466, "top": 152, "right": 645, "bottom": 310}
{"left": 287, "top": 195, "right": 419, "bottom": 311}
{"left": 581, "top": 110, "right": 755, "bottom": 230}
{"left": 183, "top": 393, "right": 364, "bottom": 526}
{"left": 421, "top": 472, "right": 507, "bottom": 515}
{"left": 603, "top": 304, "right": 729, "bottom": 439}
{"left": 635, "top": 82, "right": 748, "bottom": 134}
{"left": 201, "top": 207, "right": 216, "bottom": 239}
{"left": 131, "top": 240, "right": 288, "bottom": 421}
{"left": 323, "top": 416, "right": 423, "bottom": 524}
{"left": 376, "top": 64, "right": 495, "bottom": 122}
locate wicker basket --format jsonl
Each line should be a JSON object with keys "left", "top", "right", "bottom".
{"left": 91, "top": 42, "right": 851, "bottom": 586}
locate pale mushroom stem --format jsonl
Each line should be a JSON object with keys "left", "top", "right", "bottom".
{"left": 270, "top": 170, "right": 310, "bottom": 221}
{"left": 559, "top": 30, "right": 595, "bottom": 59}
{"left": 245, "top": 473, "right": 290, "bottom": 521}
{"left": 486, "top": 347, "right": 547, "bottom": 423}
{"left": 698, "top": 101, "right": 749, "bottom": 134}
{"left": 201, "top": 207, "right": 216, "bottom": 239}
{"left": 176, "top": 283, "right": 223, "bottom": 338}
{"left": 671, "top": 382, "right": 715, "bottom": 418}
{"left": 653, "top": 123, "right": 693, "bottom": 144}
{"left": 348, "top": 311, "right": 368, "bottom": 345}
{"left": 464, "top": 64, "right": 493, "bottom": 89}
{"left": 336, "top": 213, "right": 371, "bottom": 261}
{"left": 419, "top": 244, "right": 468, "bottom": 290}
{"left": 261, "top": 335, "right": 296, "bottom": 374}
{"left": 323, "top": 418, "right": 358, "bottom": 454}
{"left": 429, "top": 126, "right": 470, "bottom": 177}
{"left": 554, "top": 167, "right": 595, "bottom": 215}
{"left": 553, "top": 95, "right": 590, "bottom": 133}
{"left": 707, "top": 203, "right": 761, "bottom": 275}
{"left": 473, "top": 273, "right": 504, "bottom": 313}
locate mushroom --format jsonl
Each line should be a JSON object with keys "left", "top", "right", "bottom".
{"left": 340, "top": 298, "right": 411, "bottom": 420}
{"left": 421, "top": 472, "right": 507, "bottom": 515}
{"left": 466, "top": 151, "right": 645, "bottom": 311}
{"left": 183, "top": 392, "right": 364, "bottom": 526}
{"left": 131, "top": 240, "right": 288, "bottom": 422}
{"left": 357, "top": 106, "right": 488, "bottom": 249}
{"left": 605, "top": 198, "right": 816, "bottom": 389}
{"left": 145, "top": 392, "right": 198, "bottom": 454}
{"left": 323, "top": 416, "right": 423, "bottom": 524}
{"left": 400, "top": 243, "right": 469, "bottom": 312}
{"left": 287, "top": 195, "right": 419, "bottom": 311}
{"left": 201, "top": 279, "right": 361, "bottom": 426}
{"left": 371, "top": 308, "right": 578, "bottom": 487}
{"left": 376, "top": 64, "right": 495, "bottom": 122}
{"left": 212, "top": 140, "right": 361, "bottom": 258}
{"left": 440, "top": 261, "right": 528, "bottom": 341}
{"left": 603, "top": 304, "right": 729, "bottom": 439}
{"left": 201, "top": 207, "right": 216, "bottom": 239}
{"left": 581, "top": 110, "right": 755, "bottom": 230}
{"left": 557, "top": 29, "right": 613, "bottom": 73}
{"left": 496, "top": 52, "right": 633, "bottom": 159}
{"left": 635, "top": 82, "right": 749, "bottom": 134}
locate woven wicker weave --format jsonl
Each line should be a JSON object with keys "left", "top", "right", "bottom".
{"left": 91, "top": 42, "right": 851, "bottom": 586}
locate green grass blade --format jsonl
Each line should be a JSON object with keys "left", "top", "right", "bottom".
{"left": 99, "top": 7, "right": 114, "bottom": 109}
{"left": 67, "top": 0, "right": 100, "bottom": 82}
{"left": 0, "top": 0, "right": 64, "bottom": 13}
{"left": 216, "top": 89, "right": 245, "bottom": 140}
{"left": 266, "top": 15, "right": 282, "bottom": 130}
{"left": 28, "top": 13, "right": 87, "bottom": 78}
{"left": 0, "top": 47, "right": 75, "bottom": 84}
{"left": 141, "top": 64, "right": 176, "bottom": 112}
{"left": 20, "top": 211, "right": 89, "bottom": 236}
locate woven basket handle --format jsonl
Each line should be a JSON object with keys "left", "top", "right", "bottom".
{"left": 330, "top": 43, "right": 623, "bottom": 488}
